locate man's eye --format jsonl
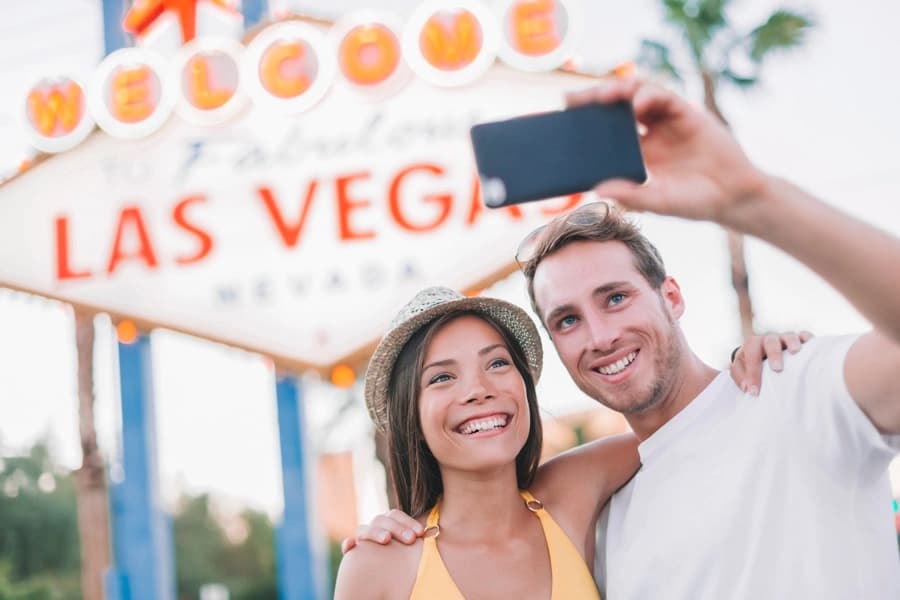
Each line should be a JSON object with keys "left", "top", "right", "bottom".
{"left": 609, "top": 293, "right": 626, "bottom": 306}
{"left": 559, "top": 315, "right": 578, "bottom": 329}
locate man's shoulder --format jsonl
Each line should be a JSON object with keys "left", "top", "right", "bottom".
{"left": 758, "top": 334, "right": 859, "bottom": 391}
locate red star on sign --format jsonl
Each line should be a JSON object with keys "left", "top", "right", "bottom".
{"left": 124, "top": 0, "right": 234, "bottom": 44}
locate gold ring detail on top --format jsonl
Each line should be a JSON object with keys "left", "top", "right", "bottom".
{"left": 526, "top": 499, "right": 543, "bottom": 512}
{"left": 423, "top": 525, "right": 440, "bottom": 538}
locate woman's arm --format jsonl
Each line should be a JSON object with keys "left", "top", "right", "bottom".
{"left": 334, "top": 540, "right": 419, "bottom": 600}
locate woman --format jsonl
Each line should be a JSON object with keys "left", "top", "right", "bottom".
{"left": 335, "top": 286, "right": 638, "bottom": 599}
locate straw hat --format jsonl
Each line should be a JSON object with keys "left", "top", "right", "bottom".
{"left": 364, "top": 286, "right": 543, "bottom": 431}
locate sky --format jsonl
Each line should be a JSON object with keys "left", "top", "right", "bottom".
{"left": 0, "top": 0, "right": 899, "bottom": 517}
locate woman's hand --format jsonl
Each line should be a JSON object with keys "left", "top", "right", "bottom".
{"left": 730, "top": 331, "right": 814, "bottom": 395}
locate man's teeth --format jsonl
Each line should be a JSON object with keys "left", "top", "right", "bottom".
{"left": 598, "top": 351, "right": 638, "bottom": 375}
{"left": 460, "top": 415, "right": 508, "bottom": 435}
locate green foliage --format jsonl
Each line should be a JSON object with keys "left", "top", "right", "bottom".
{"left": 172, "top": 494, "right": 277, "bottom": 600}
{"left": 661, "top": 0, "right": 730, "bottom": 62}
{"left": 1, "top": 442, "right": 281, "bottom": 600}
{"left": 749, "top": 10, "right": 815, "bottom": 62}
{"left": 638, "top": 40, "right": 683, "bottom": 82}
{"left": 642, "top": 0, "right": 815, "bottom": 95}
{"left": 0, "top": 443, "right": 81, "bottom": 600}
{"left": 720, "top": 67, "right": 757, "bottom": 89}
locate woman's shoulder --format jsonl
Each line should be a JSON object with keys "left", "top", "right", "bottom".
{"left": 334, "top": 536, "right": 423, "bottom": 600}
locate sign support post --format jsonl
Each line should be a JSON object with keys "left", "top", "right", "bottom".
{"left": 275, "top": 376, "right": 324, "bottom": 599}
{"left": 106, "top": 334, "right": 175, "bottom": 600}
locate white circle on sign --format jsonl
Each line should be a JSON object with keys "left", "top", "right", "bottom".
{"left": 330, "top": 11, "right": 411, "bottom": 102}
{"left": 242, "top": 21, "right": 336, "bottom": 114}
{"left": 23, "top": 77, "right": 95, "bottom": 153}
{"left": 496, "top": 0, "right": 582, "bottom": 72}
{"left": 172, "top": 36, "right": 246, "bottom": 125}
{"left": 402, "top": 0, "right": 499, "bottom": 88}
{"left": 89, "top": 47, "right": 175, "bottom": 139}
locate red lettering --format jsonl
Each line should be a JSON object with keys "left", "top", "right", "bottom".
{"left": 336, "top": 171, "right": 375, "bottom": 241}
{"left": 389, "top": 163, "right": 453, "bottom": 232}
{"left": 541, "top": 193, "right": 582, "bottom": 216}
{"left": 172, "top": 194, "right": 214, "bottom": 265}
{"left": 106, "top": 206, "right": 159, "bottom": 275}
{"left": 54, "top": 216, "right": 92, "bottom": 281}
{"left": 258, "top": 183, "right": 318, "bottom": 248}
{"left": 466, "top": 176, "right": 523, "bottom": 225}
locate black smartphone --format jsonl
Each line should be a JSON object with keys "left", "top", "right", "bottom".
{"left": 469, "top": 102, "right": 646, "bottom": 208}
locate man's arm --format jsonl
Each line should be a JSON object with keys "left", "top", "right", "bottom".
{"left": 569, "top": 78, "right": 900, "bottom": 433}
{"left": 739, "top": 177, "right": 900, "bottom": 433}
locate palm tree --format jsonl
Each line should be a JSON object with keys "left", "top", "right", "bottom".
{"left": 73, "top": 309, "right": 111, "bottom": 600}
{"left": 638, "top": 1, "right": 814, "bottom": 338}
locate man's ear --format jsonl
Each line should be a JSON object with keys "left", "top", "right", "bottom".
{"left": 660, "top": 276, "right": 685, "bottom": 319}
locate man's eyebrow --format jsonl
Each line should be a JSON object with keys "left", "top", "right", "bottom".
{"left": 545, "top": 303, "right": 575, "bottom": 325}
{"left": 543, "top": 282, "right": 632, "bottom": 323}
{"left": 593, "top": 281, "right": 631, "bottom": 296}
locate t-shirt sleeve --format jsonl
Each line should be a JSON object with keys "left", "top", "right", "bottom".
{"left": 772, "top": 334, "right": 900, "bottom": 482}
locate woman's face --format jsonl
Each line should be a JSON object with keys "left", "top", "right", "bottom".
{"left": 417, "top": 315, "right": 531, "bottom": 476}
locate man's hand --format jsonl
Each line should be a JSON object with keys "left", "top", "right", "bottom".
{"left": 730, "top": 331, "right": 813, "bottom": 395}
{"left": 340, "top": 509, "right": 424, "bottom": 553}
{"left": 566, "top": 78, "right": 767, "bottom": 227}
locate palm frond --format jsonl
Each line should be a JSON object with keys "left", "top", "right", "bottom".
{"left": 661, "top": 0, "right": 730, "bottom": 65}
{"left": 696, "top": 0, "right": 731, "bottom": 28}
{"left": 720, "top": 67, "right": 758, "bottom": 89}
{"left": 637, "top": 39, "right": 684, "bottom": 82}
{"left": 749, "top": 10, "right": 815, "bottom": 62}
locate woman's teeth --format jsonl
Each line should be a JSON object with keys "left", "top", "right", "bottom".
{"left": 459, "top": 415, "right": 509, "bottom": 435}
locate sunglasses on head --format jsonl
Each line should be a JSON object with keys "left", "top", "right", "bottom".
{"left": 515, "top": 201, "right": 613, "bottom": 269}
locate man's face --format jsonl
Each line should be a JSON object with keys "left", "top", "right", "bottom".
{"left": 531, "top": 240, "right": 684, "bottom": 415}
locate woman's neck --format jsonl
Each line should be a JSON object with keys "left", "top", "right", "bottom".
{"left": 434, "top": 465, "right": 531, "bottom": 542}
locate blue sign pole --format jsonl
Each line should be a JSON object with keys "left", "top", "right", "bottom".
{"left": 105, "top": 335, "right": 175, "bottom": 600}
{"left": 101, "top": 0, "right": 130, "bottom": 55}
{"left": 241, "top": 0, "right": 269, "bottom": 29}
{"left": 275, "top": 376, "right": 322, "bottom": 600}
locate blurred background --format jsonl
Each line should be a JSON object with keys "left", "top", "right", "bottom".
{"left": 1, "top": 0, "right": 899, "bottom": 598}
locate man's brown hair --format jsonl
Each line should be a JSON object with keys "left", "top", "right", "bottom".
{"left": 521, "top": 204, "right": 667, "bottom": 320}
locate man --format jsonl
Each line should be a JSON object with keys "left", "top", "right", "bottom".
{"left": 348, "top": 78, "right": 900, "bottom": 598}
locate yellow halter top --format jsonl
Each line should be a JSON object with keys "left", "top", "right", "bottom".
{"left": 408, "top": 490, "right": 600, "bottom": 600}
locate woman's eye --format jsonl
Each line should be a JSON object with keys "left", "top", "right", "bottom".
{"left": 609, "top": 293, "right": 626, "bottom": 306}
{"left": 489, "top": 358, "right": 510, "bottom": 369}
{"left": 428, "top": 373, "right": 451, "bottom": 385}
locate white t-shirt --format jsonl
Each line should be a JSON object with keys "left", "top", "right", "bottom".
{"left": 595, "top": 335, "right": 900, "bottom": 599}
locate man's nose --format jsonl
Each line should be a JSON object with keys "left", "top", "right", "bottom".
{"left": 585, "top": 312, "right": 621, "bottom": 353}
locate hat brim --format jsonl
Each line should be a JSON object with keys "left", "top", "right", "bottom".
{"left": 364, "top": 296, "right": 543, "bottom": 431}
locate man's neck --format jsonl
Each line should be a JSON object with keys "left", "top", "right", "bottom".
{"left": 626, "top": 353, "right": 719, "bottom": 441}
